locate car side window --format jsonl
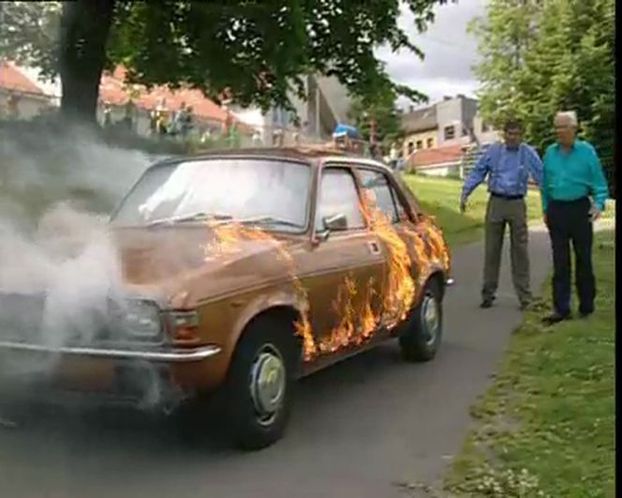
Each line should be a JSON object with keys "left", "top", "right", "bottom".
{"left": 315, "top": 168, "right": 365, "bottom": 231}
{"left": 357, "top": 169, "right": 404, "bottom": 223}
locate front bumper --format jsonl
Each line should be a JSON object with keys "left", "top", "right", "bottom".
{"left": 0, "top": 341, "right": 221, "bottom": 363}
{"left": 0, "top": 342, "right": 223, "bottom": 412}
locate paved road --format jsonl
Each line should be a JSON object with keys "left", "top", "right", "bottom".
{"left": 0, "top": 230, "right": 552, "bottom": 498}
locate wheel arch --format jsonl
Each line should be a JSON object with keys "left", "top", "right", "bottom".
{"left": 231, "top": 303, "right": 305, "bottom": 375}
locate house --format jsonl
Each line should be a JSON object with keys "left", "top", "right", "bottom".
{"left": 472, "top": 111, "right": 501, "bottom": 145}
{"left": 401, "top": 94, "right": 483, "bottom": 158}
{"left": 405, "top": 143, "right": 466, "bottom": 177}
{"left": 230, "top": 74, "right": 352, "bottom": 146}
{"left": 97, "top": 66, "right": 248, "bottom": 137}
{"left": 0, "top": 61, "right": 54, "bottom": 119}
{"left": 401, "top": 106, "right": 438, "bottom": 156}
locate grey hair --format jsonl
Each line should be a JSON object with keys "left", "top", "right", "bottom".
{"left": 554, "top": 111, "right": 578, "bottom": 127}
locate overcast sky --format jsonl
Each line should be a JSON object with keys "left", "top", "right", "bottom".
{"left": 376, "top": 0, "right": 487, "bottom": 110}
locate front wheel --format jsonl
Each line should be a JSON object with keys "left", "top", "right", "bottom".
{"left": 399, "top": 278, "right": 443, "bottom": 362}
{"left": 224, "top": 317, "right": 297, "bottom": 450}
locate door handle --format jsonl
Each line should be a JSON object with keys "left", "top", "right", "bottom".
{"left": 367, "top": 241, "right": 381, "bottom": 255}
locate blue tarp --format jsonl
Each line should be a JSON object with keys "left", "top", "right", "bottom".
{"left": 332, "top": 123, "right": 360, "bottom": 139}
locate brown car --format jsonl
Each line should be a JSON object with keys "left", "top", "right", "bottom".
{"left": 0, "top": 147, "right": 451, "bottom": 449}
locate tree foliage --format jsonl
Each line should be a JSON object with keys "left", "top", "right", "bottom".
{"left": 470, "top": 0, "right": 615, "bottom": 163}
{"left": 348, "top": 92, "right": 401, "bottom": 146}
{"left": 0, "top": 0, "right": 453, "bottom": 121}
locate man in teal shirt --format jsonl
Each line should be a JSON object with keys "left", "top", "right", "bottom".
{"left": 541, "top": 111, "right": 609, "bottom": 325}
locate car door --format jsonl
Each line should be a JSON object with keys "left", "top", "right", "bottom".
{"left": 355, "top": 167, "right": 429, "bottom": 326}
{"left": 301, "top": 165, "right": 386, "bottom": 356}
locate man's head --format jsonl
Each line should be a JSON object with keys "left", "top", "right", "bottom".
{"left": 503, "top": 119, "right": 523, "bottom": 149}
{"left": 554, "top": 111, "right": 578, "bottom": 148}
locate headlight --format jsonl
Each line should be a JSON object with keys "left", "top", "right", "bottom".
{"left": 109, "top": 298, "right": 163, "bottom": 341}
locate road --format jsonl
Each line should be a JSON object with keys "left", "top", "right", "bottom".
{"left": 0, "top": 230, "right": 552, "bottom": 498}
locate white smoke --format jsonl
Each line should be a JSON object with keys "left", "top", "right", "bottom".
{"left": 0, "top": 123, "right": 153, "bottom": 377}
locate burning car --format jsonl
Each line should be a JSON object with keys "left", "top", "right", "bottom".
{"left": 0, "top": 147, "right": 451, "bottom": 450}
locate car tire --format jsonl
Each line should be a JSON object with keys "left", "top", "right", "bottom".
{"left": 399, "top": 278, "right": 443, "bottom": 362}
{"left": 224, "top": 316, "right": 298, "bottom": 450}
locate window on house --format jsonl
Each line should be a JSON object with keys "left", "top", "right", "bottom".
{"left": 416, "top": 140, "right": 423, "bottom": 150}
{"left": 444, "top": 125, "right": 455, "bottom": 140}
{"left": 426, "top": 138, "right": 434, "bottom": 148}
{"left": 407, "top": 141, "right": 414, "bottom": 155}
{"left": 462, "top": 126, "right": 469, "bottom": 136}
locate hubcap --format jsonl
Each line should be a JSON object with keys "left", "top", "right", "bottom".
{"left": 421, "top": 294, "right": 440, "bottom": 345}
{"left": 249, "top": 345, "right": 286, "bottom": 425}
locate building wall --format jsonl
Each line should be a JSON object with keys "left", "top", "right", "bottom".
{"left": 230, "top": 74, "right": 350, "bottom": 143}
{"left": 473, "top": 113, "right": 501, "bottom": 145}
{"left": 316, "top": 75, "right": 351, "bottom": 124}
{"left": 434, "top": 95, "right": 479, "bottom": 147}
{"left": 403, "top": 129, "right": 439, "bottom": 157}
{"left": 0, "top": 90, "right": 53, "bottom": 120}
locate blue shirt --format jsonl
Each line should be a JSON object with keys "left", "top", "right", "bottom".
{"left": 461, "top": 142, "right": 543, "bottom": 200}
{"left": 541, "top": 139, "right": 609, "bottom": 213}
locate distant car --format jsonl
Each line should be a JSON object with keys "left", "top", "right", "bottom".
{"left": 0, "top": 147, "right": 452, "bottom": 450}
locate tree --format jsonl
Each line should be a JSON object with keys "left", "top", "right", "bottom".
{"left": 468, "top": 0, "right": 545, "bottom": 133}
{"left": 471, "top": 0, "right": 615, "bottom": 187}
{"left": 348, "top": 82, "right": 402, "bottom": 146}
{"left": 1, "top": 0, "right": 454, "bottom": 123}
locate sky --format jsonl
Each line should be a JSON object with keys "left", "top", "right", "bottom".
{"left": 377, "top": 0, "right": 487, "bottom": 110}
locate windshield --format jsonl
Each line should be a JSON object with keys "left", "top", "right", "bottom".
{"left": 111, "top": 158, "right": 312, "bottom": 231}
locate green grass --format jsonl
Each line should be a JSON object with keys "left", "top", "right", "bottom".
{"left": 444, "top": 229, "right": 615, "bottom": 497}
{"left": 402, "top": 174, "right": 615, "bottom": 248}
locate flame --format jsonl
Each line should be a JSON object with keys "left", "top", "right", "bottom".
{"left": 318, "top": 274, "right": 358, "bottom": 354}
{"left": 359, "top": 191, "right": 416, "bottom": 327}
{"left": 359, "top": 278, "right": 378, "bottom": 340}
{"left": 203, "top": 221, "right": 317, "bottom": 360}
{"left": 199, "top": 197, "right": 450, "bottom": 363}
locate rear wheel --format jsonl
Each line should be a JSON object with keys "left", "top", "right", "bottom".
{"left": 224, "top": 316, "right": 298, "bottom": 450}
{"left": 399, "top": 278, "right": 443, "bottom": 362}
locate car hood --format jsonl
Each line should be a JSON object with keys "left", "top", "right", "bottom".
{"left": 111, "top": 224, "right": 305, "bottom": 308}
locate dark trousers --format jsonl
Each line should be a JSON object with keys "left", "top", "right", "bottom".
{"left": 546, "top": 197, "right": 595, "bottom": 316}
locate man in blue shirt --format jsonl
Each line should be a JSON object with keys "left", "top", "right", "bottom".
{"left": 460, "top": 119, "right": 543, "bottom": 310}
{"left": 541, "top": 111, "right": 609, "bottom": 325}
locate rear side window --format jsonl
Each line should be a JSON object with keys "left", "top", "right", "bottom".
{"left": 357, "top": 169, "right": 405, "bottom": 223}
{"left": 315, "top": 168, "right": 365, "bottom": 231}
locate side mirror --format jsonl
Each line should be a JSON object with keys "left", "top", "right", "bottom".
{"left": 323, "top": 213, "right": 348, "bottom": 231}
{"left": 315, "top": 213, "right": 347, "bottom": 243}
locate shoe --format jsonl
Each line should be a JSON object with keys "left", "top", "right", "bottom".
{"left": 480, "top": 297, "right": 495, "bottom": 308}
{"left": 578, "top": 310, "right": 593, "bottom": 319}
{"left": 542, "top": 312, "right": 572, "bottom": 325}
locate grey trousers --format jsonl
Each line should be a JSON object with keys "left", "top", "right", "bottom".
{"left": 483, "top": 195, "right": 531, "bottom": 304}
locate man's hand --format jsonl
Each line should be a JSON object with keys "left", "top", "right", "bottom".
{"left": 589, "top": 206, "right": 601, "bottom": 222}
{"left": 459, "top": 197, "right": 467, "bottom": 214}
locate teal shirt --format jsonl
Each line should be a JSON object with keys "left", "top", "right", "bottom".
{"left": 541, "top": 139, "right": 609, "bottom": 213}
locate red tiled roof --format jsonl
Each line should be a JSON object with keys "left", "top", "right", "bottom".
{"left": 99, "top": 66, "right": 231, "bottom": 123}
{"left": 0, "top": 61, "right": 45, "bottom": 95}
{"left": 407, "top": 143, "right": 465, "bottom": 169}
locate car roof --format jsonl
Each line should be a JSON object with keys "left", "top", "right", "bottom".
{"left": 151, "top": 147, "right": 392, "bottom": 173}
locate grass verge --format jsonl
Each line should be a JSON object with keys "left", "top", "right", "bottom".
{"left": 402, "top": 174, "right": 615, "bottom": 248}
{"left": 444, "top": 229, "right": 615, "bottom": 497}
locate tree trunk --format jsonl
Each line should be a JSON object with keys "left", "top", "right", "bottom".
{"left": 59, "top": 0, "right": 115, "bottom": 124}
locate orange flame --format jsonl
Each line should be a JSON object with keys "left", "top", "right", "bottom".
{"left": 203, "top": 221, "right": 317, "bottom": 360}
{"left": 200, "top": 196, "right": 450, "bottom": 363}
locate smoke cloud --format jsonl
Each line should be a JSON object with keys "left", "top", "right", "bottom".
{"left": 0, "top": 121, "right": 169, "bottom": 405}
